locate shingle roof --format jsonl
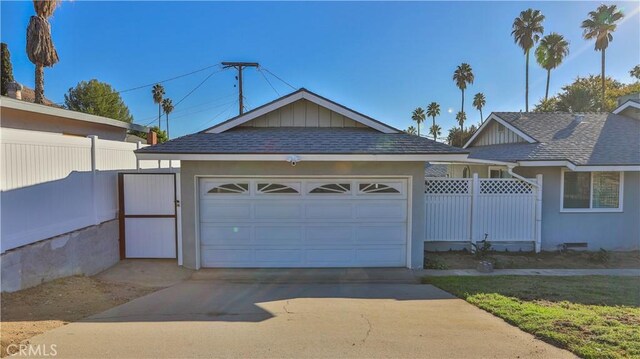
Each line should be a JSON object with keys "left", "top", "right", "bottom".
{"left": 467, "top": 112, "right": 640, "bottom": 166}
{"left": 137, "top": 127, "right": 466, "bottom": 155}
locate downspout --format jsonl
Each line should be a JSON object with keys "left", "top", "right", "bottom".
{"left": 507, "top": 165, "right": 543, "bottom": 253}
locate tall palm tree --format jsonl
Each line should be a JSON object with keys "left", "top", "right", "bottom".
{"left": 162, "top": 98, "right": 174, "bottom": 139}
{"left": 26, "top": 0, "right": 60, "bottom": 104}
{"left": 455, "top": 111, "right": 466, "bottom": 132}
{"left": 472, "top": 93, "right": 486, "bottom": 123}
{"left": 426, "top": 102, "right": 440, "bottom": 141}
{"left": 512, "top": 8, "right": 545, "bottom": 112}
{"left": 581, "top": 4, "right": 624, "bottom": 106}
{"left": 411, "top": 107, "right": 426, "bottom": 136}
{"left": 535, "top": 33, "right": 570, "bottom": 101}
{"left": 152, "top": 84, "right": 165, "bottom": 129}
{"left": 453, "top": 63, "right": 474, "bottom": 113}
{"left": 429, "top": 124, "right": 442, "bottom": 141}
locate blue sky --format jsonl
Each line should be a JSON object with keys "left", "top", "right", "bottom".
{"left": 2, "top": 1, "right": 639, "bottom": 138}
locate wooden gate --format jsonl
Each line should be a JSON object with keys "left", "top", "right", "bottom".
{"left": 118, "top": 173, "right": 179, "bottom": 259}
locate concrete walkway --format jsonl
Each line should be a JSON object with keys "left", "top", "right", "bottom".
{"left": 25, "top": 282, "right": 574, "bottom": 358}
{"left": 420, "top": 268, "right": 640, "bottom": 276}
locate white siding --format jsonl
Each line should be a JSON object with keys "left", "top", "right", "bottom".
{"left": 240, "top": 99, "right": 367, "bottom": 128}
{"left": 471, "top": 120, "right": 526, "bottom": 146}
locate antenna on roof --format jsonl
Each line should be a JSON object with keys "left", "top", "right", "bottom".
{"left": 221, "top": 62, "right": 259, "bottom": 115}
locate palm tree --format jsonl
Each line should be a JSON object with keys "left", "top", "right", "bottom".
{"left": 581, "top": 4, "right": 624, "bottom": 106}
{"left": 152, "top": 84, "right": 165, "bottom": 129}
{"left": 455, "top": 111, "right": 467, "bottom": 132}
{"left": 162, "top": 98, "right": 174, "bottom": 139}
{"left": 429, "top": 124, "right": 442, "bottom": 141}
{"left": 426, "top": 102, "right": 440, "bottom": 141}
{"left": 512, "top": 8, "right": 545, "bottom": 112}
{"left": 411, "top": 107, "right": 426, "bottom": 136}
{"left": 453, "top": 63, "right": 474, "bottom": 113}
{"left": 406, "top": 126, "right": 417, "bottom": 135}
{"left": 535, "top": 33, "right": 570, "bottom": 101}
{"left": 26, "top": 0, "right": 60, "bottom": 104}
{"left": 472, "top": 93, "right": 486, "bottom": 123}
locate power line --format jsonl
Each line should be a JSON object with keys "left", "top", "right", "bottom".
{"left": 260, "top": 67, "right": 297, "bottom": 91}
{"left": 191, "top": 99, "right": 239, "bottom": 131}
{"left": 137, "top": 92, "right": 237, "bottom": 123}
{"left": 258, "top": 68, "right": 280, "bottom": 96}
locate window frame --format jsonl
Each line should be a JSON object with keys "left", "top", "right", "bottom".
{"left": 560, "top": 169, "right": 624, "bottom": 213}
{"left": 488, "top": 166, "right": 512, "bottom": 179}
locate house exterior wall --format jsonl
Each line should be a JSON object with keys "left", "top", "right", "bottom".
{"left": 240, "top": 99, "right": 368, "bottom": 128}
{"left": 0, "top": 107, "right": 127, "bottom": 141}
{"left": 179, "top": 160, "right": 426, "bottom": 269}
{"left": 470, "top": 120, "right": 526, "bottom": 146}
{"left": 515, "top": 167, "right": 640, "bottom": 251}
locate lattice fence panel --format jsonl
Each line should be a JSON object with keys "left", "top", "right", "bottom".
{"left": 480, "top": 179, "right": 533, "bottom": 194}
{"left": 425, "top": 179, "right": 471, "bottom": 194}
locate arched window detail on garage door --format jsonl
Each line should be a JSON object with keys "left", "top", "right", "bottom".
{"left": 358, "top": 183, "right": 400, "bottom": 194}
{"left": 207, "top": 183, "right": 249, "bottom": 194}
{"left": 309, "top": 183, "right": 351, "bottom": 194}
{"left": 257, "top": 183, "right": 299, "bottom": 194}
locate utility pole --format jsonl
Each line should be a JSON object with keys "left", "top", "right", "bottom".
{"left": 221, "top": 62, "right": 259, "bottom": 115}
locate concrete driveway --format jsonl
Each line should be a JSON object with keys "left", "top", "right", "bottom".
{"left": 27, "top": 281, "right": 574, "bottom": 358}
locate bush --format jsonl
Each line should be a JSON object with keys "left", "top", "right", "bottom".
{"left": 424, "top": 256, "right": 448, "bottom": 270}
{"left": 472, "top": 240, "right": 492, "bottom": 259}
{"left": 589, "top": 248, "right": 610, "bottom": 264}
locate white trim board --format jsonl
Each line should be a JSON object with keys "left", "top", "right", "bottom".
{"left": 612, "top": 100, "right": 640, "bottom": 115}
{"left": 136, "top": 153, "right": 470, "bottom": 162}
{"left": 204, "top": 89, "right": 399, "bottom": 134}
{"left": 559, "top": 169, "right": 624, "bottom": 213}
{"left": 463, "top": 113, "right": 537, "bottom": 148}
{"left": 517, "top": 160, "right": 640, "bottom": 172}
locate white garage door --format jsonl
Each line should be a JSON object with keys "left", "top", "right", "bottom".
{"left": 198, "top": 178, "right": 408, "bottom": 268}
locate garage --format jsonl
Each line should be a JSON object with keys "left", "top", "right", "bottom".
{"left": 198, "top": 177, "right": 409, "bottom": 267}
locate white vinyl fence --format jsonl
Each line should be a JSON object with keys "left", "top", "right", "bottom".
{"left": 425, "top": 174, "right": 542, "bottom": 252}
{"left": 0, "top": 128, "right": 178, "bottom": 252}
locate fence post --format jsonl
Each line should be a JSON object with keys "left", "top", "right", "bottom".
{"left": 535, "top": 174, "right": 543, "bottom": 253}
{"left": 136, "top": 141, "right": 141, "bottom": 172}
{"left": 470, "top": 173, "right": 479, "bottom": 252}
{"left": 88, "top": 135, "right": 99, "bottom": 225}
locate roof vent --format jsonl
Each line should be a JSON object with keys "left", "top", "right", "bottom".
{"left": 573, "top": 114, "right": 585, "bottom": 123}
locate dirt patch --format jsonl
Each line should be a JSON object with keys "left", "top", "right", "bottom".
{"left": 425, "top": 251, "right": 640, "bottom": 270}
{"left": 1, "top": 276, "right": 156, "bottom": 357}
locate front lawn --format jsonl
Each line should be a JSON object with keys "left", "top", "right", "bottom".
{"left": 423, "top": 276, "right": 640, "bottom": 359}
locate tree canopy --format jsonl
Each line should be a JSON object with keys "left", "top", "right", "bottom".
{"left": 533, "top": 75, "right": 640, "bottom": 113}
{"left": 1, "top": 43, "right": 15, "bottom": 96}
{"left": 64, "top": 79, "right": 134, "bottom": 122}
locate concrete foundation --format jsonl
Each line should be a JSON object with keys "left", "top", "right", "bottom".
{"left": 1, "top": 220, "right": 120, "bottom": 292}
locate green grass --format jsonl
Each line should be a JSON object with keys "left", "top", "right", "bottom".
{"left": 423, "top": 276, "right": 640, "bottom": 359}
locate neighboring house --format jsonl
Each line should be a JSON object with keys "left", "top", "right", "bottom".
{"left": 1, "top": 95, "right": 147, "bottom": 141}
{"left": 136, "top": 89, "right": 468, "bottom": 269}
{"left": 431, "top": 100, "right": 640, "bottom": 251}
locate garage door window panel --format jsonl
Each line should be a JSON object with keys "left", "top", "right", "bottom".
{"left": 257, "top": 183, "right": 300, "bottom": 194}
{"left": 358, "top": 182, "right": 402, "bottom": 194}
{"left": 309, "top": 183, "right": 351, "bottom": 194}
{"left": 207, "top": 183, "right": 249, "bottom": 194}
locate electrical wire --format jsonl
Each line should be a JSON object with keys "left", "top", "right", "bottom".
{"left": 258, "top": 68, "right": 280, "bottom": 96}
{"left": 260, "top": 67, "right": 297, "bottom": 91}
{"left": 191, "top": 99, "right": 239, "bottom": 131}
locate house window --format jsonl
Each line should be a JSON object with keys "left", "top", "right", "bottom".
{"left": 561, "top": 170, "right": 622, "bottom": 211}
{"left": 488, "top": 166, "right": 511, "bottom": 179}
{"left": 257, "top": 183, "right": 299, "bottom": 194}
{"left": 208, "top": 183, "right": 249, "bottom": 194}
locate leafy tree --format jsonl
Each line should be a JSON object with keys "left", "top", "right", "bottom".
{"left": 429, "top": 124, "right": 442, "bottom": 141}
{"left": 533, "top": 75, "right": 639, "bottom": 112}
{"left": 453, "top": 63, "right": 474, "bottom": 113}
{"left": 629, "top": 65, "right": 640, "bottom": 81}
{"left": 405, "top": 126, "right": 417, "bottom": 135}
{"left": 1, "top": 43, "right": 15, "bottom": 96}
{"left": 472, "top": 93, "right": 486, "bottom": 123}
{"left": 64, "top": 79, "right": 133, "bottom": 122}
{"left": 26, "top": 0, "right": 60, "bottom": 104}
{"left": 130, "top": 126, "right": 168, "bottom": 144}
{"left": 535, "top": 33, "right": 570, "bottom": 101}
{"left": 411, "top": 107, "right": 426, "bottom": 136}
{"left": 512, "top": 8, "right": 545, "bottom": 112}
{"left": 426, "top": 102, "right": 441, "bottom": 140}
{"left": 152, "top": 84, "right": 165, "bottom": 129}
{"left": 455, "top": 111, "right": 467, "bottom": 132}
{"left": 162, "top": 98, "right": 174, "bottom": 139}
{"left": 447, "top": 125, "right": 477, "bottom": 148}
{"left": 581, "top": 4, "right": 624, "bottom": 106}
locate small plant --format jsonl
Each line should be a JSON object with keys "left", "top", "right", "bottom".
{"left": 472, "top": 237, "right": 493, "bottom": 259}
{"left": 424, "top": 257, "right": 449, "bottom": 270}
{"left": 589, "top": 248, "right": 610, "bottom": 264}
